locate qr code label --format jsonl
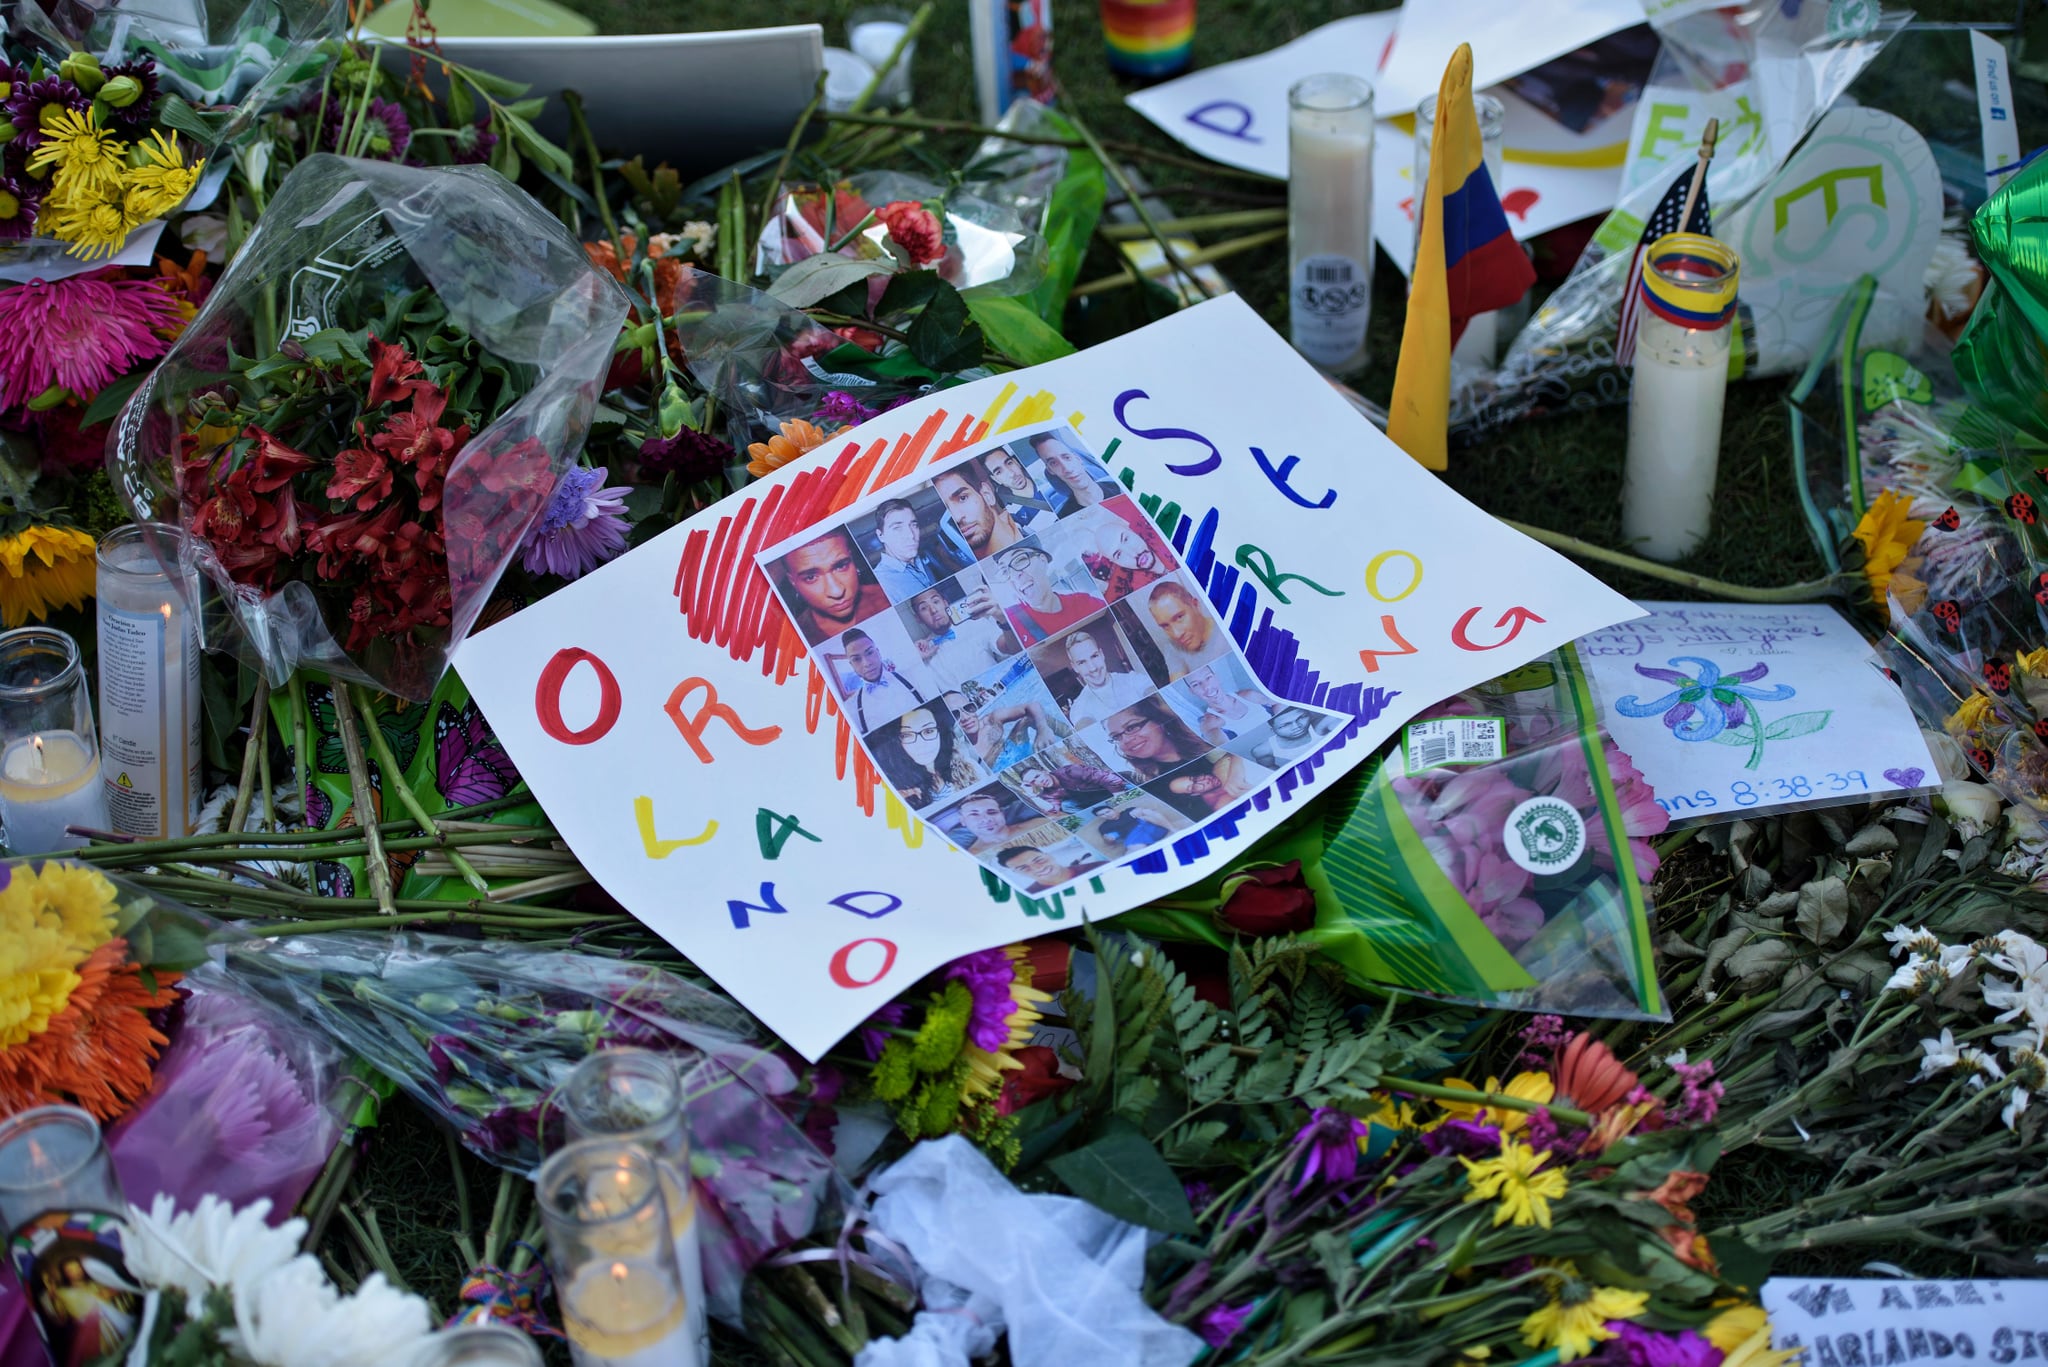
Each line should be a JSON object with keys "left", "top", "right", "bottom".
{"left": 1401, "top": 717, "right": 1506, "bottom": 772}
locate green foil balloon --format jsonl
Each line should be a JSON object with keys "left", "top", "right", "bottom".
{"left": 1958, "top": 155, "right": 2048, "bottom": 441}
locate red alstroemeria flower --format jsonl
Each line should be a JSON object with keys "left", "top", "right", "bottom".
{"left": 365, "top": 334, "right": 430, "bottom": 407}
{"left": 327, "top": 445, "right": 393, "bottom": 511}
{"left": 242, "top": 427, "right": 316, "bottom": 491}
{"left": 250, "top": 482, "right": 305, "bottom": 557}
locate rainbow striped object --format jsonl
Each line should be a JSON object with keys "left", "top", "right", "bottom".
{"left": 1639, "top": 232, "right": 1739, "bottom": 330}
{"left": 1100, "top": 0, "right": 1194, "bottom": 78}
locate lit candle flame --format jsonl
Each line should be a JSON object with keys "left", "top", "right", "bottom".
{"left": 31, "top": 734, "right": 44, "bottom": 781}
{"left": 610, "top": 1262, "right": 628, "bottom": 1283}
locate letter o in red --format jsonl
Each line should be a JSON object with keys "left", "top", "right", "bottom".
{"left": 535, "top": 647, "right": 622, "bottom": 745}
{"left": 829, "top": 937, "right": 898, "bottom": 988}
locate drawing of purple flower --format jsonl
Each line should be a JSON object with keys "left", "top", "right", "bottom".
{"left": 1614, "top": 656, "right": 1828, "bottom": 771}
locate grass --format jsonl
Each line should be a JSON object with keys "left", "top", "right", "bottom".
{"left": 339, "top": 0, "right": 2035, "bottom": 1351}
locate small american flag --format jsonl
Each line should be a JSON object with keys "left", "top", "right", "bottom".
{"left": 1615, "top": 168, "right": 1712, "bottom": 366}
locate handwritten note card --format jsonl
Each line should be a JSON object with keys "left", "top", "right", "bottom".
{"left": 456, "top": 295, "right": 1639, "bottom": 1059}
{"left": 1578, "top": 603, "right": 1938, "bottom": 827}
{"left": 1764, "top": 1277, "right": 2048, "bottom": 1367}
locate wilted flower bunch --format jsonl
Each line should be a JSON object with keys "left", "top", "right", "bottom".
{"left": 1, "top": 50, "right": 203, "bottom": 258}
{"left": 1887, "top": 924, "right": 2048, "bottom": 1129}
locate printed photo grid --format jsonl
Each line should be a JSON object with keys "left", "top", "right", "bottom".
{"left": 760, "top": 426, "right": 1345, "bottom": 893}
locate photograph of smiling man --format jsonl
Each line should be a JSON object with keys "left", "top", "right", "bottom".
{"left": 855, "top": 493, "right": 966, "bottom": 602}
{"left": 769, "top": 527, "right": 891, "bottom": 646}
{"left": 987, "top": 539, "right": 1105, "bottom": 646}
{"left": 978, "top": 444, "right": 1062, "bottom": 536}
{"left": 825, "top": 618, "right": 935, "bottom": 733}
{"left": 932, "top": 785, "right": 1066, "bottom": 856}
{"left": 1030, "top": 615, "right": 1159, "bottom": 729}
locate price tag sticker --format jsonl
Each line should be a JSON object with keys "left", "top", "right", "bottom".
{"left": 1400, "top": 716, "right": 1506, "bottom": 772}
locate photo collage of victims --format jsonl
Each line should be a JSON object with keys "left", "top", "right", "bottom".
{"left": 762, "top": 426, "right": 1344, "bottom": 894}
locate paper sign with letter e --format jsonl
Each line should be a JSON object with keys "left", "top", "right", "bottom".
{"left": 1762, "top": 1277, "right": 2048, "bottom": 1367}
{"left": 456, "top": 294, "right": 1639, "bottom": 1060}
{"left": 1577, "top": 602, "right": 1938, "bottom": 828}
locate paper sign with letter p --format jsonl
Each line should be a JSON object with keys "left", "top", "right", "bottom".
{"left": 457, "top": 295, "right": 1640, "bottom": 1059}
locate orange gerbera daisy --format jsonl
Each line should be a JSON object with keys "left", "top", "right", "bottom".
{"left": 1550, "top": 1032, "right": 1638, "bottom": 1114}
{"left": 585, "top": 233, "right": 692, "bottom": 344}
{"left": 0, "top": 937, "right": 179, "bottom": 1121}
{"left": 746, "top": 418, "right": 827, "bottom": 477}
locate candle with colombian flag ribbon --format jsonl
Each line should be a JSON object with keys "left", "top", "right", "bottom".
{"left": 1100, "top": 0, "right": 1193, "bottom": 80}
{"left": 1621, "top": 232, "right": 1741, "bottom": 563}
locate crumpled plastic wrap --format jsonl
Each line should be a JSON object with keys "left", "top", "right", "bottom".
{"left": 853, "top": 1136, "right": 1202, "bottom": 1367}
{"left": 109, "top": 155, "right": 630, "bottom": 700}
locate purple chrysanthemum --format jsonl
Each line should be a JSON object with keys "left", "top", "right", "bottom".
{"left": 1197, "top": 1301, "right": 1254, "bottom": 1348}
{"left": 5, "top": 74, "right": 90, "bottom": 154}
{"left": 814, "top": 390, "right": 879, "bottom": 429}
{"left": 325, "top": 96, "right": 412, "bottom": 161}
{"left": 1598, "top": 1322, "right": 1723, "bottom": 1367}
{"left": 0, "top": 171, "right": 40, "bottom": 241}
{"left": 99, "top": 59, "right": 161, "bottom": 135}
{"left": 857, "top": 1001, "right": 906, "bottom": 1061}
{"left": 451, "top": 118, "right": 498, "bottom": 165}
{"left": 1292, "top": 1107, "right": 1368, "bottom": 1193}
{"left": 639, "top": 428, "right": 734, "bottom": 482}
{"left": 518, "top": 465, "right": 632, "bottom": 579}
{"left": 1417, "top": 1118, "right": 1505, "bottom": 1159}
{"left": 944, "top": 947, "right": 1020, "bottom": 1052}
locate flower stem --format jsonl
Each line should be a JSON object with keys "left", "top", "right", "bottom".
{"left": 562, "top": 89, "right": 622, "bottom": 261}
{"left": 1377, "top": 1075, "right": 1595, "bottom": 1130}
{"left": 814, "top": 109, "right": 1282, "bottom": 184}
{"left": 229, "top": 678, "right": 271, "bottom": 837}
{"left": 322, "top": 683, "right": 394, "bottom": 915}
{"left": 1497, "top": 518, "right": 1849, "bottom": 602}
{"left": 1071, "top": 228, "right": 1288, "bottom": 298}
{"left": 1098, "top": 208, "right": 1286, "bottom": 239}
{"left": 1064, "top": 106, "right": 1213, "bottom": 303}
{"left": 759, "top": 78, "right": 828, "bottom": 237}
{"left": 350, "top": 683, "right": 488, "bottom": 893}
{"left": 834, "top": 2, "right": 930, "bottom": 124}
{"left": 289, "top": 671, "right": 309, "bottom": 829}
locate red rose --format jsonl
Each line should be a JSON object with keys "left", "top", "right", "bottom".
{"left": 878, "top": 199, "right": 945, "bottom": 267}
{"left": 997, "top": 1046, "right": 1073, "bottom": 1116}
{"left": 1216, "top": 860, "right": 1317, "bottom": 936}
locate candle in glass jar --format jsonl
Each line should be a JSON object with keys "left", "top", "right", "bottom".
{"left": 1288, "top": 74, "right": 1375, "bottom": 377}
{"left": 1621, "top": 233, "right": 1741, "bottom": 562}
{"left": 537, "top": 1141, "right": 698, "bottom": 1367}
{"left": 0, "top": 1107, "right": 140, "bottom": 1365}
{"left": 561, "top": 1259, "right": 690, "bottom": 1367}
{"left": 0, "top": 628, "right": 110, "bottom": 853}
{"left": 410, "top": 1323, "right": 546, "bottom": 1367}
{"left": 95, "top": 523, "right": 203, "bottom": 839}
{"left": 848, "top": 6, "right": 914, "bottom": 108}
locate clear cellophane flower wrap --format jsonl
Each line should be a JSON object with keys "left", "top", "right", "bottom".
{"left": 213, "top": 931, "right": 849, "bottom": 1325}
{"left": 753, "top": 170, "right": 1048, "bottom": 299}
{"left": 109, "top": 154, "right": 631, "bottom": 700}
{"left": 1123, "top": 647, "right": 1669, "bottom": 1020}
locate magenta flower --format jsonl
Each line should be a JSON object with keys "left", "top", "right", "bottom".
{"left": 857, "top": 1001, "right": 905, "bottom": 1060}
{"left": 3, "top": 75, "right": 88, "bottom": 154}
{"left": 518, "top": 465, "right": 632, "bottom": 579}
{"left": 1292, "top": 1107, "right": 1368, "bottom": 1192}
{"left": 0, "top": 270, "right": 183, "bottom": 409}
{"left": 639, "top": 428, "right": 735, "bottom": 482}
{"left": 1667, "top": 1056, "right": 1723, "bottom": 1126}
{"left": 1417, "top": 1118, "right": 1503, "bottom": 1159}
{"left": 814, "top": 390, "right": 880, "bottom": 429}
{"left": 451, "top": 118, "right": 498, "bottom": 165}
{"left": 1599, "top": 1322, "right": 1723, "bottom": 1367}
{"left": 1197, "top": 1301, "right": 1254, "bottom": 1348}
{"left": 944, "top": 947, "right": 1020, "bottom": 1052}
{"left": 100, "top": 59, "right": 161, "bottom": 135}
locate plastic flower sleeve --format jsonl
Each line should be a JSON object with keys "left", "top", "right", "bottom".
{"left": 105, "top": 970, "right": 350, "bottom": 1222}
{"left": 213, "top": 931, "right": 847, "bottom": 1325}
{"left": 1122, "top": 648, "right": 1667, "bottom": 1019}
{"left": 753, "top": 171, "right": 1047, "bottom": 298}
{"left": 109, "top": 155, "right": 631, "bottom": 700}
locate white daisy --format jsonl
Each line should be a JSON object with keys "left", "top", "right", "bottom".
{"left": 1990, "top": 931, "right": 2048, "bottom": 983}
{"left": 230, "top": 1259, "right": 432, "bottom": 1367}
{"left": 2003, "top": 1087, "right": 2031, "bottom": 1131}
{"left": 1957, "top": 1046, "right": 2006, "bottom": 1090}
{"left": 123, "top": 1195, "right": 304, "bottom": 1317}
{"left": 1917, "top": 1027, "right": 1961, "bottom": 1079}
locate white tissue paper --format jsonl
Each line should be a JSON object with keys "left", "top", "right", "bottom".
{"left": 853, "top": 1135, "right": 1204, "bottom": 1367}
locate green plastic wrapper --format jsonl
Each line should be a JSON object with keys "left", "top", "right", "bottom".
{"left": 1122, "top": 646, "right": 1668, "bottom": 1020}
{"left": 1956, "top": 155, "right": 2048, "bottom": 441}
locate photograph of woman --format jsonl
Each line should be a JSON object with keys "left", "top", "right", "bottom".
{"left": 868, "top": 702, "right": 986, "bottom": 810}
{"left": 1151, "top": 749, "right": 1276, "bottom": 816}
{"left": 1096, "top": 697, "right": 1211, "bottom": 781}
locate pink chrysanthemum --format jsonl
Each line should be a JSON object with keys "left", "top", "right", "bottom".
{"left": 0, "top": 270, "right": 183, "bottom": 410}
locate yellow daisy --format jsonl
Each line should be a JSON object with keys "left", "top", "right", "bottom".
{"left": 0, "top": 862, "right": 120, "bottom": 1048}
{"left": 0, "top": 526, "right": 98, "bottom": 627}
{"left": 1708, "top": 1307, "right": 1801, "bottom": 1367}
{"left": 1461, "top": 1136, "right": 1570, "bottom": 1229}
{"left": 28, "top": 108, "right": 128, "bottom": 202}
{"left": 1434, "top": 1070, "right": 1554, "bottom": 1133}
{"left": 1520, "top": 1262, "right": 1649, "bottom": 1362}
{"left": 1850, "top": 489, "right": 1926, "bottom": 602}
{"left": 122, "top": 133, "right": 204, "bottom": 221}
{"left": 2019, "top": 647, "right": 2048, "bottom": 678}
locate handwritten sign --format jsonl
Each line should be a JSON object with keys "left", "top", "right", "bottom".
{"left": 1122, "top": 13, "right": 1631, "bottom": 277}
{"left": 1577, "top": 603, "right": 1938, "bottom": 827}
{"left": 1764, "top": 1278, "right": 2048, "bottom": 1367}
{"left": 456, "top": 295, "right": 1639, "bottom": 1059}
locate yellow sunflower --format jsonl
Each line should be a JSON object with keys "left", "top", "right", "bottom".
{"left": 0, "top": 526, "right": 98, "bottom": 627}
{"left": 1520, "top": 1262, "right": 1649, "bottom": 1362}
{"left": 1850, "top": 489, "right": 1926, "bottom": 603}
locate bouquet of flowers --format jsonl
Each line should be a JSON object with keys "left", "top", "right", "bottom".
{"left": 0, "top": 859, "right": 210, "bottom": 1124}
{"left": 109, "top": 153, "right": 629, "bottom": 698}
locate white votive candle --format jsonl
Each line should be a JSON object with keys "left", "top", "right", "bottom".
{"left": 1288, "top": 73, "right": 1375, "bottom": 377}
{"left": 0, "top": 732, "right": 106, "bottom": 853}
{"left": 1621, "top": 233, "right": 1741, "bottom": 562}
{"left": 562, "top": 1259, "right": 691, "bottom": 1367}
{"left": 848, "top": 7, "right": 913, "bottom": 108}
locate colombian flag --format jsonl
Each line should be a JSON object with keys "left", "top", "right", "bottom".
{"left": 1388, "top": 43, "right": 1536, "bottom": 472}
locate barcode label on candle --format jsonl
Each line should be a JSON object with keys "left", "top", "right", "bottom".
{"left": 1400, "top": 717, "right": 1505, "bottom": 772}
{"left": 1292, "top": 254, "right": 1369, "bottom": 367}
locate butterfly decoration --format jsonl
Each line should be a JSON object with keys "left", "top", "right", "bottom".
{"left": 305, "top": 681, "right": 425, "bottom": 781}
{"left": 304, "top": 782, "right": 333, "bottom": 830}
{"left": 313, "top": 861, "right": 355, "bottom": 899}
{"left": 305, "top": 767, "right": 422, "bottom": 890}
{"left": 436, "top": 698, "right": 521, "bottom": 806}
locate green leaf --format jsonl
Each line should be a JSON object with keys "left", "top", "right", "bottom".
{"left": 1708, "top": 727, "right": 1755, "bottom": 747}
{"left": 503, "top": 96, "right": 548, "bottom": 121}
{"left": 906, "top": 280, "right": 984, "bottom": 373}
{"left": 156, "top": 95, "right": 227, "bottom": 146}
{"left": 1761, "top": 709, "right": 1833, "bottom": 741}
{"left": 1082, "top": 925, "right": 1119, "bottom": 1110}
{"left": 966, "top": 294, "right": 1076, "bottom": 366}
{"left": 877, "top": 269, "right": 943, "bottom": 317}
{"left": 81, "top": 372, "right": 147, "bottom": 427}
{"left": 768, "top": 254, "right": 899, "bottom": 310}
{"left": 1045, "top": 1119, "right": 1197, "bottom": 1234}
{"left": 1018, "top": 108, "right": 1107, "bottom": 325}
